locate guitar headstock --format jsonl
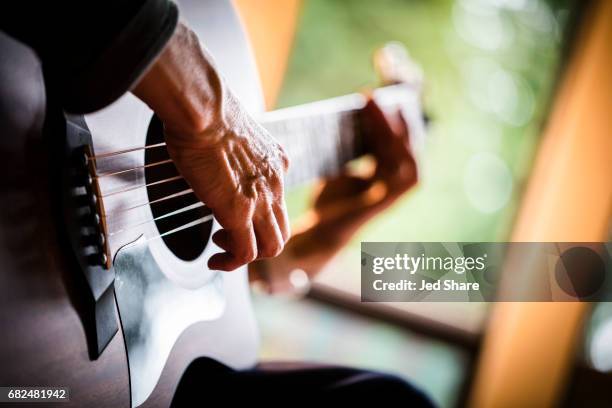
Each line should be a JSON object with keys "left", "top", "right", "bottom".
{"left": 371, "top": 42, "right": 427, "bottom": 163}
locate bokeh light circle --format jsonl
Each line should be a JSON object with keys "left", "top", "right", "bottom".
{"left": 463, "top": 152, "right": 513, "bottom": 213}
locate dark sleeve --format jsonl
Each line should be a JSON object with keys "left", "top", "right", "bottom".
{"left": 0, "top": 0, "right": 178, "bottom": 113}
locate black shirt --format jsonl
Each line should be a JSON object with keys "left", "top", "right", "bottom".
{"left": 0, "top": 0, "right": 178, "bottom": 113}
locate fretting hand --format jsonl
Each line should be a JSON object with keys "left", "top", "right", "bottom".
{"left": 250, "top": 99, "right": 418, "bottom": 293}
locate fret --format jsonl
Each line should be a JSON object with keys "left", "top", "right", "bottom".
{"left": 260, "top": 98, "right": 364, "bottom": 189}
{"left": 262, "top": 110, "right": 361, "bottom": 188}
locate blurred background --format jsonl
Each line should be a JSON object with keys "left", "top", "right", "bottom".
{"left": 233, "top": 0, "right": 611, "bottom": 406}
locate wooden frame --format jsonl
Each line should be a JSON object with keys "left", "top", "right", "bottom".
{"left": 469, "top": 1, "right": 612, "bottom": 406}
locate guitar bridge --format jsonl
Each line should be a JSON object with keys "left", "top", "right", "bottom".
{"left": 81, "top": 145, "right": 112, "bottom": 269}
{"left": 61, "top": 114, "right": 118, "bottom": 359}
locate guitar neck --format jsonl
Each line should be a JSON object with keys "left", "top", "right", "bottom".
{"left": 259, "top": 83, "right": 422, "bottom": 189}
{"left": 260, "top": 94, "right": 365, "bottom": 189}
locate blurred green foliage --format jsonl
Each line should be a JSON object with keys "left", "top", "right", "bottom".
{"left": 279, "top": 0, "right": 572, "bottom": 244}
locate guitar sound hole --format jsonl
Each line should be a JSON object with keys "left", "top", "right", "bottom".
{"left": 145, "top": 115, "right": 213, "bottom": 261}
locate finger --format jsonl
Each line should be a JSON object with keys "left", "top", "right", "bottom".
{"left": 364, "top": 101, "right": 415, "bottom": 170}
{"left": 396, "top": 109, "right": 413, "bottom": 149}
{"left": 272, "top": 200, "right": 291, "bottom": 242}
{"left": 362, "top": 99, "right": 397, "bottom": 137}
{"left": 208, "top": 223, "right": 257, "bottom": 271}
{"left": 209, "top": 252, "right": 242, "bottom": 272}
{"left": 211, "top": 229, "right": 231, "bottom": 252}
{"left": 393, "top": 111, "right": 417, "bottom": 169}
{"left": 278, "top": 143, "right": 290, "bottom": 172}
{"left": 386, "top": 109, "right": 410, "bottom": 138}
{"left": 361, "top": 100, "right": 401, "bottom": 161}
{"left": 313, "top": 175, "right": 373, "bottom": 208}
{"left": 364, "top": 100, "right": 409, "bottom": 142}
{"left": 253, "top": 205, "right": 284, "bottom": 258}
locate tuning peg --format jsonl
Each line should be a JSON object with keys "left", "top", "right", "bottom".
{"left": 374, "top": 42, "right": 423, "bottom": 87}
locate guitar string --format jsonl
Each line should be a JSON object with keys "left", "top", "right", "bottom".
{"left": 118, "top": 215, "right": 214, "bottom": 249}
{"left": 101, "top": 174, "right": 185, "bottom": 198}
{"left": 94, "top": 158, "right": 174, "bottom": 178}
{"left": 86, "top": 146, "right": 214, "bottom": 244}
{"left": 108, "top": 201, "right": 206, "bottom": 236}
{"left": 87, "top": 142, "right": 167, "bottom": 161}
{"left": 149, "top": 215, "right": 213, "bottom": 241}
{"left": 102, "top": 188, "right": 195, "bottom": 217}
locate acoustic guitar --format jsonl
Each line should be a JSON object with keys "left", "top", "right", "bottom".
{"left": 0, "top": 0, "right": 426, "bottom": 406}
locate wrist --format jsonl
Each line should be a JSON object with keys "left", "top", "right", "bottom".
{"left": 133, "top": 22, "right": 225, "bottom": 137}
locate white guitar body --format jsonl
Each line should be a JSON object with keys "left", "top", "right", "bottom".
{"left": 85, "top": 1, "right": 262, "bottom": 406}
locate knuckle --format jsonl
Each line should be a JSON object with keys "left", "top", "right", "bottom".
{"left": 280, "top": 151, "right": 290, "bottom": 171}
{"left": 271, "top": 173, "right": 284, "bottom": 192}
{"left": 261, "top": 240, "right": 283, "bottom": 258}
{"left": 398, "top": 166, "right": 418, "bottom": 190}
{"left": 283, "top": 226, "right": 291, "bottom": 240}
{"left": 230, "top": 196, "right": 254, "bottom": 216}
{"left": 271, "top": 239, "right": 285, "bottom": 256}
{"left": 237, "top": 246, "right": 257, "bottom": 264}
{"left": 271, "top": 143, "right": 290, "bottom": 172}
{"left": 273, "top": 242, "right": 285, "bottom": 256}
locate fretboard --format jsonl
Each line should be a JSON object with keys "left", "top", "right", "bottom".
{"left": 261, "top": 102, "right": 362, "bottom": 188}
{"left": 259, "top": 83, "right": 423, "bottom": 189}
